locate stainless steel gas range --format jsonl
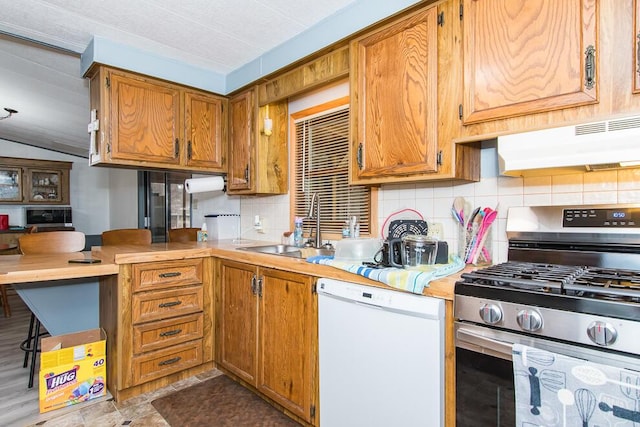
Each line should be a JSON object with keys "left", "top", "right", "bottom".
{"left": 454, "top": 204, "right": 640, "bottom": 426}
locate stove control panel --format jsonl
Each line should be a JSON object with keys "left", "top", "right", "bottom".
{"left": 479, "top": 303, "right": 502, "bottom": 325}
{"left": 563, "top": 207, "right": 640, "bottom": 227}
{"left": 516, "top": 309, "right": 543, "bottom": 332}
{"left": 587, "top": 321, "right": 618, "bottom": 346}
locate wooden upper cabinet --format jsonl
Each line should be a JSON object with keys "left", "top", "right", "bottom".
{"left": 109, "top": 71, "right": 181, "bottom": 165}
{"left": 227, "top": 87, "right": 288, "bottom": 195}
{"left": 184, "top": 91, "right": 226, "bottom": 169}
{"left": 87, "top": 65, "right": 227, "bottom": 173}
{"left": 228, "top": 90, "right": 253, "bottom": 192}
{"left": 0, "top": 157, "right": 71, "bottom": 205}
{"left": 462, "top": 0, "right": 599, "bottom": 124}
{"left": 350, "top": 6, "right": 439, "bottom": 181}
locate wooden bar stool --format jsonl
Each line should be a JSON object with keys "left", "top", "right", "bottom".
{"left": 168, "top": 227, "right": 200, "bottom": 242}
{"left": 101, "top": 228, "right": 151, "bottom": 245}
{"left": 1, "top": 225, "right": 38, "bottom": 317}
{"left": 18, "top": 230, "right": 85, "bottom": 388}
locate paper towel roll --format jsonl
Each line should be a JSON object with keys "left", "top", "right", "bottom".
{"left": 185, "top": 176, "right": 225, "bottom": 193}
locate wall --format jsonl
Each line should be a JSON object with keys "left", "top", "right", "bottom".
{"left": 0, "top": 139, "right": 136, "bottom": 234}
{"left": 238, "top": 86, "right": 640, "bottom": 263}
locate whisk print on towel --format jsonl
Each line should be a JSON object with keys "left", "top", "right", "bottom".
{"left": 513, "top": 344, "right": 640, "bottom": 427}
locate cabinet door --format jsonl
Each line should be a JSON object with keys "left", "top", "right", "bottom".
{"left": 228, "top": 90, "right": 254, "bottom": 191}
{"left": 25, "top": 168, "right": 70, "bottom": 204}
{"left": 218, "top": 260, "right": 258, "bottom": 385}
{"left": 351, "top": 7, "right": 439, "bottom": 181}
{"left": 463, "top": 0, "right": 598, "bottom": 123}
{"left": 0, "top": 168, "right": 22, "bottom": 202}
{"left": 109, "top": 71, "right": 181, "bottom": 165}
{"left": 184, "top": 91, "right": 226, "bottom": 170}
{"left": 258, "top": 268, "right": 315, "bottom": 422}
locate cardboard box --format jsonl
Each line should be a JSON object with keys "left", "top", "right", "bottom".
{"left": 38, "top": 328, "right": 107, "bottom": 413}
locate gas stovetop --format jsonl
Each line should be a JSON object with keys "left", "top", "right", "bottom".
{"left": 455, "top": 205, "right": 640, "bottom": 354}
{"left": 458, "top": 261, "right": 640, "bottom": 302}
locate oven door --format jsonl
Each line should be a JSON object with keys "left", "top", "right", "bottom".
{"left": 455, "top": 321, "right": 640, "bottom": 427}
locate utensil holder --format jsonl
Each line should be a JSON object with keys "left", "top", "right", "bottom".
{"left": 458, "top": 223, "right": 492, "bottom": 265}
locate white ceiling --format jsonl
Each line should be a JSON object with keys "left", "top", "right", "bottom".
{"left": 0, "top": 0, "right": 362, "bottom": 158}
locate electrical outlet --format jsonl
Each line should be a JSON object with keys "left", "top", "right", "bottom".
{"left": 254, "top": 215, "right": 265, "bottom": 233}
{"left": 428, "top": 222, "right": 444, "bottom": 240}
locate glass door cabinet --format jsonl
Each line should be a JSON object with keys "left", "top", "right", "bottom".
{"left": 0, "top": 157, "right": 71, "bottom": 205}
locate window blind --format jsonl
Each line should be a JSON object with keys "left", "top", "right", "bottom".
{"left": 293, "top": 106, "right": 371, "bottom": 237}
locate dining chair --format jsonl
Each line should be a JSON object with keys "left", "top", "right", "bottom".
{"left": 168, "top": 227, "right": 200, "bottom": 243}
{"left": 18, "top": 230, "right": 86, "bottom": 388}
{"left": 0, "top": 225, "right": 39, "bottom": 317}
{"left": 101, "top": 228, "right": 152, "bottom": 246}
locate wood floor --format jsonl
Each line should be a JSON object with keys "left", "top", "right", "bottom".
{"left": 0, "top": 291, "right": 220, "bottom": 427}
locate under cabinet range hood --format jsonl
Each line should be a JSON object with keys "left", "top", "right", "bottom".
{"left": 497, "top": 115, "right": 640, "bottom": 176}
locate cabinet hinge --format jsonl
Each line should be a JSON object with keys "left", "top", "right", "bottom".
{"left": 458, "top": 104, "right": 463, "bottom": 120}
{"left": 459, "top": 1, "right": 463, "bottom": 20}
{"left": 310, "top": 405, "right": 316, "bottom": 419}
{"left": 105, "top": 76, "right": 110, "bottom": 88}
{"left": 437, "top": 11, "right": 444, "bottom": 27}
{"left": 312, "top": 282, "right": 317, "bottom": 294}
{"left": 437, "top": 150, "right": 443, "bottom": 166}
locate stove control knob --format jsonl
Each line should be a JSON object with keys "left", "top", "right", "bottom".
{"left": 516, "top": 309, "right": 543, "bottom": 332}
{"left": 587, "top": 321, "right": 617, "bottom": 346}
{"left": 479, "top": 303, "right": 502, "bottom": 325}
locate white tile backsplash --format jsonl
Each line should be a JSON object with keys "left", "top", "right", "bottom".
{"left": 234, "top": 154, "right": 640, "bottom": 265}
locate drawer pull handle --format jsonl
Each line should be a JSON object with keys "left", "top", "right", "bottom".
{"left": 159, "top": 329, "right": 182, "bottom": 337}
{"left": 159, "top": 272, "right": 182, "bottom": 278}
{"left": 158, "top": 356, "right": 182, "bottom": 366}
{"left": 159, "top": 300, "right": 182, "bottom": 308}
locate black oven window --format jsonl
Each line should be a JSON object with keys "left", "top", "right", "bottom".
{"left": 457, "top": 347, "right": 516, "bottom": 426}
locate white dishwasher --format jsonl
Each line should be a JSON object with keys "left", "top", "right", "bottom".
{"left": 317, "top": 278, "right": 444, "bottom": 427}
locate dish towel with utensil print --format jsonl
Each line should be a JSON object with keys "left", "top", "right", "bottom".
{"left": 513, "top": 343, "right": 640, "bottom": 426}
{"left": 306, "top": 255, "right": 465, "bottom": 294}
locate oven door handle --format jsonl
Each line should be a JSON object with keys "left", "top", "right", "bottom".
{"left": 456, "top": 327, "right": 514, "bottom": 360}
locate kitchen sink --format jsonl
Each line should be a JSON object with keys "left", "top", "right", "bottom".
{"left": 237, "top": 244, "right": 334, "bottom": 259}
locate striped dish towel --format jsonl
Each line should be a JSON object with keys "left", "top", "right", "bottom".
{"left": 307, "top": 255, "right": 465, "bottom": 294}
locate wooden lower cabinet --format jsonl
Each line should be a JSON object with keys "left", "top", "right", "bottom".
{"left": 100, "top": 256, "right": 214, "bottom": 402}
{"left": 217, "top": 260, "right": 317, "bottom": 425}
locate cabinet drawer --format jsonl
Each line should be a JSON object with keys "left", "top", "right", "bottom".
{"left": 133, "top": 313, "right": 204, "bottom": 354}
{"left": 132, "top": 340, "right": 203, "bottom": 386}
{"left": 132, "top": 259, "right": 203, "bottom": 292}
{"left": 132, "top": 286, "right": 203, "bottom": 324}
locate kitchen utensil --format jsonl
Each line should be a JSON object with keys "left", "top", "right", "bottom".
{"left": 453, "top": 197, "right": 466, "bottom": 225}
{"left": 598, "top": 402, "right": 640, "bottom": 422}
{"left": 400, "top": 234, "right": 439, "bottom": 268}
{"left": 574, "top": 388, "right": 596, "bottom": 427}
{"left": 470, "top": 209, "right": 498, "bottom": 264}
{"left": 334, "top": 238, "right": 382, "bottom": 264}
{"left": 557, "top": 388, "right": 574, "bottom": 427}
{"left": 620, "top": 371, "right": 640, "bottom": 426}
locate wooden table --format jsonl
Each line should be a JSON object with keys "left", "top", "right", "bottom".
{"left": 0, "top": 252, "right": 119, "bottom": 335}
{"left": 0, "top": 243, "right": 18, "bottom": 253}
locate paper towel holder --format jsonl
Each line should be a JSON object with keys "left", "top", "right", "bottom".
{"left": 184, "top": 176, "right": 227, "bottom": 194}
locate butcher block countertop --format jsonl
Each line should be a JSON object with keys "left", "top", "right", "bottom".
{"left": 89, "top": 239, "right": 467, "bottom": 300}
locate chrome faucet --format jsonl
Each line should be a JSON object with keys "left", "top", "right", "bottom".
{"left": 307, "top": 192, "right": 321, "bottom": 248}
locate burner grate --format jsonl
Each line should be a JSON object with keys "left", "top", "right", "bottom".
{"left": 460, "top": 262, "right": 640, "bottom": 303}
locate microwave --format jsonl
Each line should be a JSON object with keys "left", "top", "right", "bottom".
{"left": 25, "top": 207, "right": 72, "bottom": 229}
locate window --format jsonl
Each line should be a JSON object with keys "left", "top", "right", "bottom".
{"left": 292, "top": 99, "right": 373, "bottom": 238}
